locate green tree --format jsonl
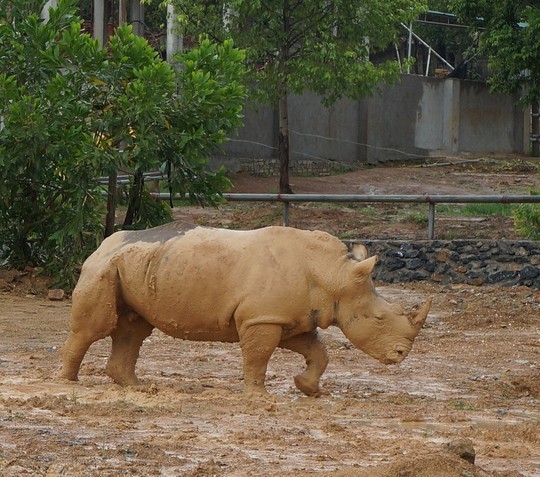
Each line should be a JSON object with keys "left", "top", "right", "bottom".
{"left": 172, "top": 0, "right": 427, "bottom": 193}
{"left": 0, "top": 0, "right": 246, "bottom": 286}
{"left": 0, "top": 0, "right": 106, "bottom": 285}
{"left": 450, "top": 0, "right": 540, "bottom": 105}
{"left": 97, "top": 29, "right": 245, "bottom": 234}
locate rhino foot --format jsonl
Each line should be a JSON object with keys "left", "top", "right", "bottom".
{"left": 105, "top": 364, "right": 141, "bottom": 387}
{"left": 57, "top": 368, "right": 79, "bottom": 382}
{"left": 294, "top": 374, "right": 322, "bottom": 397}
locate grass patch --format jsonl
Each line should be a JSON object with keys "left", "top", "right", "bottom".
{"left": 309, "top": 202, "right": 378, "bottom": 215}
{"left": 438, "top": 203, "right": 515, "bottom": 217}
{"left": 399, "top": 211, "right": 429, "bottom": 226}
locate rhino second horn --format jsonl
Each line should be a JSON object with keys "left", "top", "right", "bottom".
{"left": 411, "top": 297, "right": 432, "bottom": 332}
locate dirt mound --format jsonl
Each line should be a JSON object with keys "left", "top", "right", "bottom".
{"left": 319, "top": 450, "right": 523, "bottom": 477}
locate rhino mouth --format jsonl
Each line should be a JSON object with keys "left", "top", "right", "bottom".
{"left": 384, "top": 347, "right": 409, "bottom": 365}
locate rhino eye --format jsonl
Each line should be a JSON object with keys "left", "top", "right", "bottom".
{"left": 372, "top": 314, "right": 384, "bottom": 321}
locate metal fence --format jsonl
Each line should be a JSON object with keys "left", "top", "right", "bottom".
{"left": 149, "top": 192, "right": 540, "bottom": 240}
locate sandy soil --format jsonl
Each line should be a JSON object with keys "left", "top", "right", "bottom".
{"left": 1, "top": 156, "right": 539, "bottom": 476}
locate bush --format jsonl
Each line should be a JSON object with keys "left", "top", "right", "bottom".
{"left": 0, "top": 1, "right": 246, "bottom": 288}
{"left": 514, "top": 192, "right": 540, "bottom": 240}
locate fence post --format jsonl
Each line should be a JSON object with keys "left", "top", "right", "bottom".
{"left": 283, "top": 202, "right": 290, "bottom": 226}
{"left": 428, "top": 202, "right": 435, "bottom": 239}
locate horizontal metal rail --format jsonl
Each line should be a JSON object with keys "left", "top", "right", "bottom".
{"left": 149, "top": 192, "right": 540, "bottom": 240}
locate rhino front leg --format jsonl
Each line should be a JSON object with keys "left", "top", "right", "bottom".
{"left": 280, "top": 331, "right": 329, "bottom": 397}
{"left": 105, "top": 310, "right": 154, "bottom": 386}
{"left": 238, "top": 323, "right": 283, "bottom": 394}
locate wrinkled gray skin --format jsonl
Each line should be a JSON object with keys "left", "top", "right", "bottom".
{"left": 59, "top": 223, "right": 431, "bottom": 396}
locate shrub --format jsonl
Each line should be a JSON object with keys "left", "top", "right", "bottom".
{"left": 514, "top": 191, "right": 540, "bottom": 240}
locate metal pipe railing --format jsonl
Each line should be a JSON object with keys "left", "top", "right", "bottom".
{"left": 149, "top": 192, "right": 540, "bottom": 240}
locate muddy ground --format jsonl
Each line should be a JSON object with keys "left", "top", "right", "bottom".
{"left": 1, "top": 156, "right": 539, "bottom": 476}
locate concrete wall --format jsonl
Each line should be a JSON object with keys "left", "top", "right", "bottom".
{"left": 216, "top": 74, "right": 527, "bottom": 173}
{"left": 289, "top": 91, "right": 362, "bottom": 164}
{"left": 362, "top": 74, "right": 432, "bottom": 163}
{"left": 458, "top": 81, "right": 524, "bottom": 153}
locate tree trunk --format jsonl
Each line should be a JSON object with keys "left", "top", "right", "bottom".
{"left": 532, "top": 101, "right": 539, "bottom": 157}
{"left": 278, "top": 90, "right": 293, "bottom": 194}
{"left": 123, "top": 169, "right": 144, "bottom": 228}
{"left": 104, "top": 170, "right": 117, "bottom": 237}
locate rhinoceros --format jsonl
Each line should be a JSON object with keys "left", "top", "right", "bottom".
{"left": 59, "top": 222, "right": 431, "bottom": 396}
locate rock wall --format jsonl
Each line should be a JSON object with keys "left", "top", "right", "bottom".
{"left": 238, "top": 158, "right": 346, "bottom": 177}
{"left": 346, "top": 240, "right": 540, "bottom": 289}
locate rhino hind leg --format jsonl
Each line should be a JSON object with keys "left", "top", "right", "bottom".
{"left": 279, "top": 331, "right": 329, "bottom": 397}
{"left": 105, "top": 309, "right": 154, "bottom": 386}
{"left": 60, "top": 331, "right": 101, "bottom": 381}
{"left": 59, "top": 295, "right": 117, "bottom": 381}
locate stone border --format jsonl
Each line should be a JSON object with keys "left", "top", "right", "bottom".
{"left": 345, "top": 240, "right": 540, "bottom": 289}
{"left": 239, "top": 158, "right": 352, "bottom": 177}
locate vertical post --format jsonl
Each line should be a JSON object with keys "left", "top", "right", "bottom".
{"left": 394, "top": 43, "right": 402, "bottom": 72}
{"left": 167, "top": 3, "right": 183, "bottom": 62}
{"left": 130, "top": 0, "right": 145, "bottom": 37}
{"left": 93, "top": 0, "right": 109, "bottom": 46}
{"left": 428, "top": 203, "right": 435, "bottom": 240}
{"left": 425, "top": 47, "right": 432, "bottom": 76}
{"left": 118, "top": 0, "right": 128, "bottom": 26}
{"left": 406, "top": 22, "right": 412, "bottom": 74}
{"left": 532, "top": 102, "right": 539, "bottom": 157}
{"left": 443, "top": 78, "right": 460, "bottom": 154}
{"left": 283, "top": 202, "right": 290, "bottom": 226}
{"left": 105, "top": 170, "right": 118, "bottom": 237}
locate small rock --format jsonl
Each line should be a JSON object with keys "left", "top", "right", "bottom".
{"left": 47, "top": 289, "right": 65, "bottom": 301}
{"left": 519, "top": 265, "right": 539, "bottom": 280}
{"left": 444, "top": 438, "right": 476, "bottom": 465}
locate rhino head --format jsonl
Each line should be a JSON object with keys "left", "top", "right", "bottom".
{"left": 335, "top": 245, "right": 432, "bottom": 365}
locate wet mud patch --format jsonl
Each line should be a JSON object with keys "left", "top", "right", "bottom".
{"left": 1, "top": 282, "right": 539, "bottom": 476}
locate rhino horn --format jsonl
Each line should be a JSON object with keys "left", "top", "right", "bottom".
{"left": 410, "top": 297, "right": 432, "bottom": 332}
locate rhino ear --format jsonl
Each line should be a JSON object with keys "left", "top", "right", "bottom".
{"left": 352, "top": 255, "right": 378, "bottom": 282}
{"left": 350, "top": 243, "right": 368, "bottom": 261}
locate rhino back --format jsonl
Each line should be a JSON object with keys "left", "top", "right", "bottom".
{"left": 78, "top": 224, "right": 348, "bottom": 336}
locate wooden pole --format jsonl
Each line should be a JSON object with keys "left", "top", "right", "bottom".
{"left": 118, "top": 0, "right": 128, "bottom": 26}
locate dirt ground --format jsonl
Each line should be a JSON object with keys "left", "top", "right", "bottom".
{"left": 174, "top": 155, "right": 540, "bottom": 241}
{"left": 1, "top": 156, "right": 539, "bottom": 476}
